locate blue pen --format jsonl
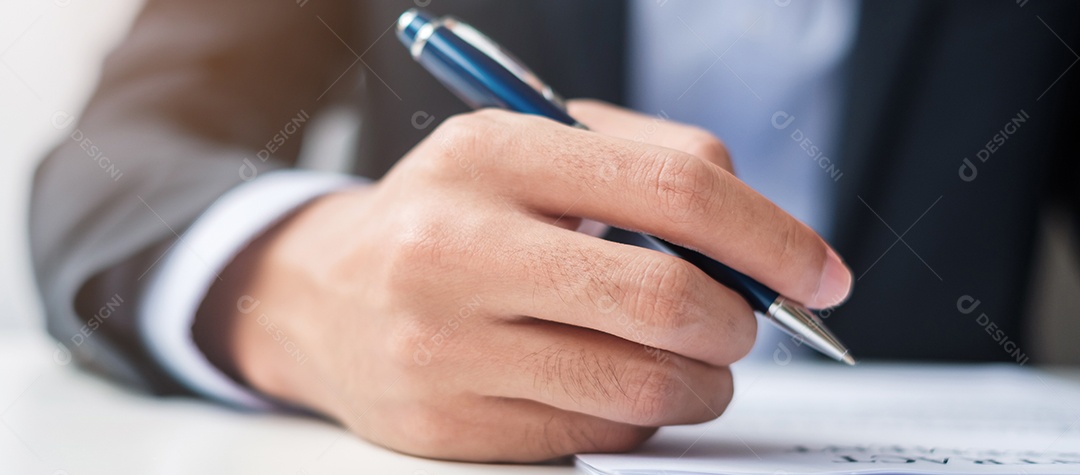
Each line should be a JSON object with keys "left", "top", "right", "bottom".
{"left": 396, "top": 9, "right": 854, "bottom": 365}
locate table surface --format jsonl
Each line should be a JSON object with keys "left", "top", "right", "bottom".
{"left": 0, "top": 328, "right": 573, "bottom": 475}
{"left": 2, "top": 327, "right": 1077, "bottom": 475}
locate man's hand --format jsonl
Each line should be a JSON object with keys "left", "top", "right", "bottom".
{"left": 193, "top": 100, "right": 852, "bottom": 462}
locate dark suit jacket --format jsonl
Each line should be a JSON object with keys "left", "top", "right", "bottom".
{"left": 30, "top": 0, "right": 1080, "bottom": 395}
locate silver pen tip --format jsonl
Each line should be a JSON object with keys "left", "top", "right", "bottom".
{"left": 841, "top": 352, "right": 857, "bottom": 366}
{"left": 766, "top": 298, "right": 856, "bottom": 365}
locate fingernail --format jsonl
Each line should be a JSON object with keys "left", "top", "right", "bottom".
{"left": 815, "top": 248, "right": 853, "bottom": 308}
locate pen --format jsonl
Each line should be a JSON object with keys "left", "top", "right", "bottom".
{"left": 396, "top": 9, "right": 855, "bottom": 365}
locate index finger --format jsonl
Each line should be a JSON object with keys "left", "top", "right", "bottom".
{"left": 469, "top": 110, "right": 853, "bottom": 309}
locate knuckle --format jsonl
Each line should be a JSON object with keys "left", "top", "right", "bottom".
{"left": 566, "top": 97, "right": 605, "bottom": 111}
{"left": 683, "top": 129, "right": 730, "bottom": 165}
{"left": 564, "top": 248, "right": 625, "bottom": 315}
{"left": 529, "top": 415, "right": 572, "bottom": 458}
{"left": 437, "top": 110, "right": 497, "bottom": 140}
{"left": 631, "top": 257, "right": 698, "bottom": 336}
{"left": 537, "top": 416, "right": 592, "bottom": 457}
{"left": 424, "top": 111, "right": 501, "bottom": 172}
{"left": 384, "top": 213, "right": 479, "bottom": 300}
{"left": 380, "top": 209, "right": 494, "bottom": 325}
{"left": 469, "top": 107, "right": 516, "bottom": 123}
{"left": 535, "top": 346, "right": 611, "bottom": 403}
{"left": 388, "top": 216, "right": 455, "bottom": 276}
{"left": 625, "top": 367, "right": 681, "bottom": 426}
{"left": 527, "top": 344, "right": 643, "bottom": 416}
{"left": 640, "top": 155, "right": 719, "bottom": 224}
{"left": 431, "top": 114, "right": 482, "bottom": 150}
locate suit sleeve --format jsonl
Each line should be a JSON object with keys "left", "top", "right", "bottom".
{"left": 29, "top": 0, "right": 358, "bottom": 394}
{"left": 141, "top": 169, "right": 363, "bottom": 407}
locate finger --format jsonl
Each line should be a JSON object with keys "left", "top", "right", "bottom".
{"left": 486, "top": 218, "right": 756, "bottom": 366}
{"left": 568, "top": 99, "right": 734, "bottom": 173}
{"left": 385, "top": 395, "right": 655, "bottom": 462}
{"left": 382, "top": 208, "right": 755, "bottom": 364}
{"left": 475, "top": 319, "right": 734, "bottom": 428}
{"left": 451, "top": 110, "right": 852, "bottom": 309}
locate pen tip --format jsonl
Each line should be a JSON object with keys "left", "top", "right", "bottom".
{"left": 841, "top": 352, "right": 857, "bottom": 366}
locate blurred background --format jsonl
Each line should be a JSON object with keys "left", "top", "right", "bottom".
{"left": 1, "top": 0, "right": 140, "bottom": 330}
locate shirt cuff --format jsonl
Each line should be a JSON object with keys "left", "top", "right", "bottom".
{"left": 139, "top": 169, "right": 366, "bottom": 409}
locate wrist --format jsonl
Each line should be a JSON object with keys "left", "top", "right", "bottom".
{"left": 192, "top": 187, "right": 373, "bottom": 415}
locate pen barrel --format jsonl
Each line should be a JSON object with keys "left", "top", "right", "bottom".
{"left": 601, "top": 227, "right": 779, "bottom": 312}
{"left": 397, "top": 11, "right": 578, "bottom": 126}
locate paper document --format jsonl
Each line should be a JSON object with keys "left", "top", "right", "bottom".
{"left": 576, "top": 363, "right": 1080, "bottom": 474}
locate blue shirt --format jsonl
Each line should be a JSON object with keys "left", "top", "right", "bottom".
{"left": 629, "top": 0, "right": 859, "bottom": 359}
{"left": 628, "top": 0, "right": 859, "bottom": 239}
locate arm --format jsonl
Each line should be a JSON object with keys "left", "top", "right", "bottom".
{"left": 29, "top": 0, "right": 357, "bottom": 393}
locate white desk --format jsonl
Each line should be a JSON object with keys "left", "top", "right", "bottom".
{"left": 5, "top": 327, "right": 1079, "bottom": 475}
{"left": 0, "top": 329, "right": 573, "bottom": 475}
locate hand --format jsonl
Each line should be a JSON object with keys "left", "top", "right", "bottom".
{"left": 193, "top": 100, "right": 853, "bottom": 462}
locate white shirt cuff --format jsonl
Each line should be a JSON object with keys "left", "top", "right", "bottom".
{"left": 139, "top": 169, "right": 365, "bottom": 409}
